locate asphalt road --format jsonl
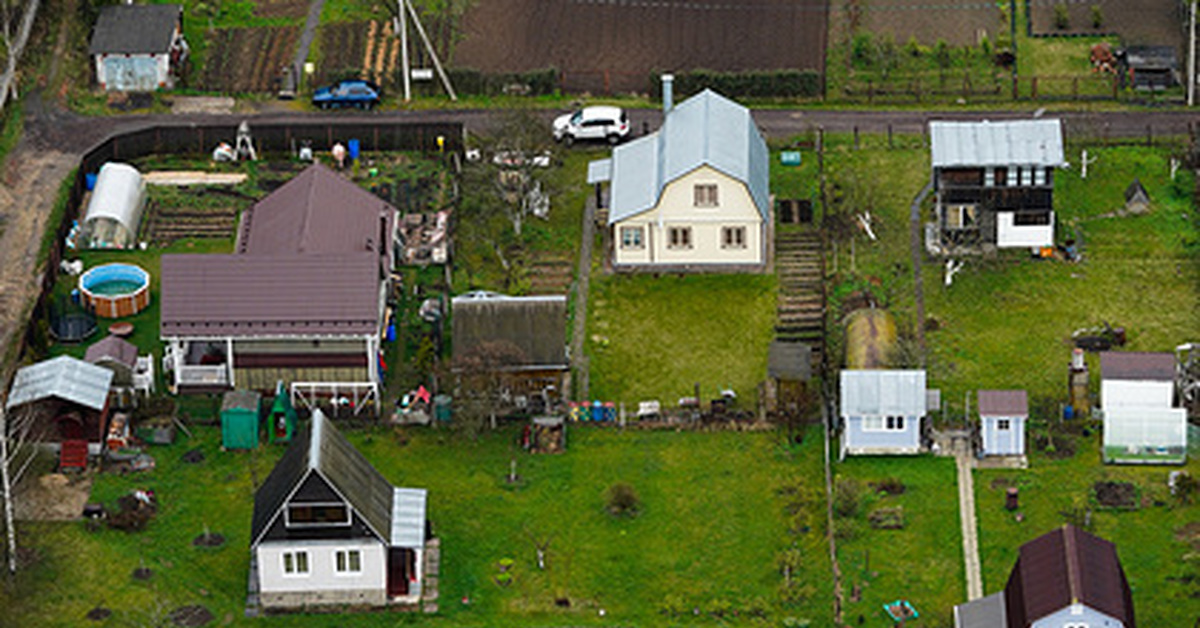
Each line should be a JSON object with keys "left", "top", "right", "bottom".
{"left": 23, "top": 97, "right": 1200, "bottom": 155}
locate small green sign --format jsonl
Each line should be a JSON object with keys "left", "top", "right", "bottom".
{"left": 780, "top": 151, "right": 802, "bottom": 166}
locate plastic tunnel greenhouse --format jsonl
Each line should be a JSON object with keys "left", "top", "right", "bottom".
{"left": 1102, "top": 407, "right": 1188, "bottom": 464}
{"left": 83, "top": 162, "right": 146, "bottom": 249}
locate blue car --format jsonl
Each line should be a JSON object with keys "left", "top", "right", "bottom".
{"left": 312, "top": 79, "right": 382, "bottom": 110}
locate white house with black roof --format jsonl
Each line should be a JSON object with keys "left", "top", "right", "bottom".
{"left": 89, "top": 4, "right": 188, "bottom": 91}
{"left": 250, "top": 409, "right": 428, "bottom": 609}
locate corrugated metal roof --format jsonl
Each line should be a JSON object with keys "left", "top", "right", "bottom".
{"left": 586, "top": 159, "right": 612, "bottom": 184}
{"left": 977, "top": 389, "right": 1028, "bottom": 417}
{"left": 221, "top": 389, "right": 261, "bottom": 413}
{"left": 85, "top": 335, "right": 138, "bottom": 368}
{"left": 88, "top": 4, "right": 181, "bottom": 55}
{"left": 608, "top": 90, "right": 769, "bottom": 224}
{"left": 1101, "top": 351, "right": 1175, "bottom": 381}
{"left": 391, "top": 487, "right": 427, "bottom": 548}
{"left": 954, "top": 592, "right": 1006, "bottom": 628}
{"left": 252, "top": 410, "right": 426, "bottom": 549}
{"left": 451, "top": 296, "right": 568, "bottom": 369}
{"left": 6, "top": 356, "right": 113, "bottom": 411}
{"left": 1004, "top": 525, "right": 1135, "bottom": 627}
{"left": 930, "top": 119, "right": 1065, "bottom": 168}
{"left": 160, "top": 253, "right": 381, "bottom": 337}
{"left": 839, "top": 370, "right": 927, "bottom": 417}
{"left": 237, "top": 163, "right": 395, "bottom": 263}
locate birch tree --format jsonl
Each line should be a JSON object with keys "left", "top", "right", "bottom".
{"left": 1, "top": 402, "right": 46, "bottom": 575}
{"left": 0, "top": 0, "right": 42, "bottom": 113}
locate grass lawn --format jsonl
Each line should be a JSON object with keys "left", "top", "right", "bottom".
{"left": 1, "top": 423, "right": 832, "bottom": 627}
{"left": 833, "top": 456, "right": 963, "bottom": 628}
{"left": 586, "top": 273, "right": 777, "bottom": 408}
{"left": 974, "top": 434, "right": 1200, "bottom": 626}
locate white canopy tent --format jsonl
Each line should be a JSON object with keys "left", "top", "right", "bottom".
{"left": 83, "top": 162, "right": 146, "bottom": 249}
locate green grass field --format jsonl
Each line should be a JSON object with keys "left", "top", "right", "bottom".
{"left": 1, "top": 424, "right": 832, "bottom": 627}
{"left": 974, "top": 435, "right": 1200, "bottom": 627}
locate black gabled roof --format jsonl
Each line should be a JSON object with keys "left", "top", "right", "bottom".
{"left": 89, "top": 4, "right": 181, "bottom": 55}
{"left": 250, "top": 409, "right": 395, "bottom": 547}
{"left": 1124, "top": 178, "right": 1149, "bottom": 203}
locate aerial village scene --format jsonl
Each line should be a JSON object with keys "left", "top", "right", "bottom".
{"left": 0, "top": 0, "right": 1198, "bottom": 626}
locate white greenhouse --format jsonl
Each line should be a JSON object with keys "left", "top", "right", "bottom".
{"left": 83, "top": 162, "right": 146, "bottom": 249}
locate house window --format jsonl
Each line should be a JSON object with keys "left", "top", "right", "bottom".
{"left": 1034, "top": 167, "right": 1046, "bottom": 186}
{"left": 1013, "top": 210, "right": 1051, "bottom": 226}
{"left": 984, "top": 169, "right": 995, "bottom": 187}
{"left": 620, "top": 226, "right": 644, "bottom": 250}
{"left": 1063, "top": 624, "right": 1088, "bottom": 628}
{"left": 863, "top": 416, "right": 884, "bottom": 431}
{"left": 286, "top": 503, "right": 350, "bottom": 527}
{"left": 694, "top": 184, "right": 718, "bottom": 208}
{"left": 946, "top": 204, "right": 977, "bottom": 229}
{"left": 886, "top": 416, "right": 905, "bottom": 431}
{"left": 282, "top": 551, "right": 309, "bottom": 575}
{"left": 335, "top": 550, "right": 363, "bottom": 574}
{"left": 994, "top": 167, "right": 1008, "bottom": 187}
{"left": 1020, "top": 167, "right": 1032, "bottom": 186}
{"left": 997, "top": 419, "right": 1011, "bottom": 431}
{"left": 668, "top": 227, "right": 692, "bottom": 249}
{"left": 721, "top": 226, "right": 746, "bottom": 249}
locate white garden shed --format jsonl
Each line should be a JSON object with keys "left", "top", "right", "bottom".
{"left": 1100, "top": 351, "right": 1187, "bottom": 464}
{"left": 83, "top": 163, "right": 146, "bottom": 249}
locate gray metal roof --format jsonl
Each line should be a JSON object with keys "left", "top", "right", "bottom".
{"left": 587, "top": 159, "right": 612, "bottom": 184}
{"left": 451, "top": 295, "right": 568, "bottom": 370}
{"left": 221, "top": 389, "right": 261, "bottom": 413}
{"left": 930, "top": 119, "right": 1065, "bottom": 168}
{"left": 391, "top": 487, "right": 428, "bottom": 548}
{"left": 954, "top": 592, "right": 1006, "bottom": 628}
{"left": 252, "top": 409, "right": 426, "bottom": 549}
{"left": 607, "top": 89, "right": 769, "bottom": 224}
{"left": 1101, "top": 351, "right": 1176, "bottom": 381}
{"left": 160, "top": 253, "right": 382, "bottom": 338}
{"left": 6, "top": 356, "right": 113, "bottom": 412}
{"left": 839, "top": 370, "right": 927, "bottom": 417}
{"left": 89, "top": 4, "right": 181, "bottom": 55}
{"left": 977, "top": 389, "right": 1028, "bottom": 418}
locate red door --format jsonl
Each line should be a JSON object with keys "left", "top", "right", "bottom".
{"left": 387, "top": 548, "right": 414, "bottom": 597}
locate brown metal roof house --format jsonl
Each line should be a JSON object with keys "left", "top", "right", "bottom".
{"left": 161, "top": 165, "right": 396, "bottom": 415}
{"left": 954, "top": 525, "right": 1135, "bottom": 628}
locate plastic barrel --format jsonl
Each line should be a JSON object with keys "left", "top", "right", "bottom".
{"left": 85, "top": 173, "right": 98, "bottom": 191}
{"left": 348, "top": 139, "right": 361, "bottom": 161}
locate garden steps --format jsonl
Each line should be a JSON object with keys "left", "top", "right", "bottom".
{"left": 773, "top": 227, "right": 825, "bottom": 373}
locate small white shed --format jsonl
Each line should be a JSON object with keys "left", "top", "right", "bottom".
{"left": 83, "top": 163, "right": 146, "bottom": 249}
{"left": 89, "top": 4, "right": 188, "bottom": 91}
{"left": 1100, "top": 351, "right": 1186, "bottom": 464}
{"left": 840, "top": 370, "right": 927, "bottom": 457}
{"left": 977, "top": 389, "right": 1027, "bottom": 457}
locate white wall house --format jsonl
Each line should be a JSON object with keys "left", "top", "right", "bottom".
{"left": 89, "top": 5, "right": 188, "bottom": 91}
{"left": 977, "top": 389, "right": 1027, "bottom": 458}
{"left": 1100, "top": 351, "right": 1187, "bottom": 464}
{"left": 251, "top": 410, "right": 428, "bottom": 610}
{"left": 591, "top": 87, "right": 771, "bottom": 271}
{"left": 839, "top": 370, "right": 927, "bottom": 458}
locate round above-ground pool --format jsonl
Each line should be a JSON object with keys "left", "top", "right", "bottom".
{"left": 79, "top": 263, "right": 150, "bottom": 318}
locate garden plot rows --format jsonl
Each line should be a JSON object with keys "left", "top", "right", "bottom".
{"left": 1029, "top": 0, "right": 1183, "bottom": 49}
{"left": 832, "top": 0, "right": 1000, "bottom": 46}
{"left": 254, "top": 0, "right": 308, "bottom": 19}
{"left": 200, "top": 26, "right": 300, "bottom": 93}
{"left": 317, "top": 21, "right": 404, "bottom": 88}
{"left": 141, "top": 202, "right": 239, "bottom": 244}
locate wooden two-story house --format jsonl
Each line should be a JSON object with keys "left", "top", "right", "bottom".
{"left": 928, "top": 119, "right": 1065, "bottom": 253}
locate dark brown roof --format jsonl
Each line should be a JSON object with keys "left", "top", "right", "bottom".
{"left": 237, "top": 163, "right": 395, "bottom": 263}
{"left": 1101, "top": 351, "right": 1175, "bottom": 382}
{"left": 1004, "top": 525, "right": 1135, "bottom": 628}
{"left": 977, "top": 389, "right": 1027, "bottom": 417}
{"left": 1124, "top": 178, "right": 1149, "bottom": 203}
{"left": 160, "top": 253, "right": 381, "bottom": 338}
{"left": 85, "top": 335, "right": 138, "bottom": 368}
{"left": 451, "top": 296, "right": 567, "bottom": 370}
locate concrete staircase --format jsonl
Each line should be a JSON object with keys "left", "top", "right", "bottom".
{"left": 774, "top": 229, "right": 825, "bottom": 370}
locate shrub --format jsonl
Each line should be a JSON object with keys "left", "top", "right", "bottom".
{"left": 933, "top": 39, "right": 952, "bottom": 69}
{"left": 654, "top": 69, "right": 823, "bottom": 99}
{"left": 834, "top": 477, "right": 863, "bottom": 518}
{"left": 904, "top": 36, "right": 922, "bottom": 58}
{"left": 871, "top": 476, "right": 906, "bottom": 496}
{"left": 606, "top": 482, "right": 641, "bottom": 517}
{"left": 1090, "top": 5, "right": 1104, "bottom": 29}
{"left": 446, "top": 67, "right": 559, "bottom": 96}
{"left": 1054, "top": 3, "right": 1070, "bottom": 30}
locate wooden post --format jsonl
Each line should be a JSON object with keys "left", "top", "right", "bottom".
{"left": 853, "top": 126, "right": 859, "bottom": 150}
{"left": 1031, "top": 76, "right": 1038, "bottom": 100}
{"left": 1012, "top": 74, "right": 1019, "bottom": 100}
{"left": 1072, "top": 77, "right": 1078, "bottom": 100}
{"left": 888, "top": 124, "right": 893, "bottom": 149}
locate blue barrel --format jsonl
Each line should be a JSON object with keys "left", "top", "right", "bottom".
{"left": 1063, "top": 405, "right": 1075, "bottom": 420}
{"left": 385, "top": 322, "right": 396, "bottom": 342}
{"left": 85, "top": 173, "right": 98, "bottom": 190}
{"left": 591, "top": 400, "right": 603, "bottom": 422}
{"left": 347, "top": 139, "right": 361, "bottom": 161}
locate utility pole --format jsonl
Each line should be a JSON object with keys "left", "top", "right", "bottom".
{"left": 397, "top": 0, "right": 410, "bottom": 101}
{"left": 1189, "top": 0, "right": 1197, "bottom": 107}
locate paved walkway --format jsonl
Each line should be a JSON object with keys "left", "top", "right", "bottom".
{"left": 293, "top": 0, "right": 326, "bottom": 71}
{"left": 955, "top": 449, "right": 983, "bottom": 601}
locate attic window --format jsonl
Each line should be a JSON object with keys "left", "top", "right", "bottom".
{"left": 286, "top": 503, "right": 350, "bottom": 527}
{"left": 694, "top": 184, "right": 718, "bottom": 208}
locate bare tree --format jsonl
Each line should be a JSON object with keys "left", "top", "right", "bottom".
{"left": 0, "top": 0, "right": 42, "bottom": 113}
{"left": 450, "top": 340, "right": 527, "bottom": 437}
{"left": 1, "top": 401, "right": 47, "bottom": 575}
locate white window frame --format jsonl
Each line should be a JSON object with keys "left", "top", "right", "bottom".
{"left": 619, "top": 226, "right": 644, "bottom": 250}
{"left": 334, "top": 549, "right": 363, "bottom": 575}
{"left": 984, "top": 169, "right": 995, "bottom": 187}
{"left": 862, "top": 416, "right": 885, "bottom": 431}
{"left": 721, "top": 226, "right": 747, "bottom": 249}
{"left": 667, "top": 226, "right": 693, "bottom": 250}
{"left": 693, "top": 183, "right": 719, "bottom": 208}
{"left": 1064, "top": 623, "right": 1088, "bottom": 628}
{"left": 1033, "top": 167, "right": 1046, "bottom": 186}
{"left": 997, "top": 418, "right": 1011, "bottom": 431}
{"left": 282, "top": 551, "right": 310, "bottom": 576}
{"left": 285, "top": 502, "right": 352, "bottom": 528}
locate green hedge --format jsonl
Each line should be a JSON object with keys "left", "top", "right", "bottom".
{"left": 651, "top": 69, "right": 823, "bottom": 100}
{"left": 445, "top": 67, "right": 559, "bottom": 96}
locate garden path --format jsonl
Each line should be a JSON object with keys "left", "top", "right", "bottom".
{"left": 569, "top": 191, "right": 596, "bottom": 399}
{"left": 954, "top": 441, "right": 983, "bottom": 601}
{"left": 293, "top": 0, "right": 327, "bottom": 73}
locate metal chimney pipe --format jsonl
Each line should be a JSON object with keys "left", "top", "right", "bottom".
{"left": 661, "top": 73, "right": 674, "bottom": 114}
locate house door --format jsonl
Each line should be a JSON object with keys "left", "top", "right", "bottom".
{"left": 58, "top": 414, "right": 85, "bottom": 440}
{"left": 387, "top": 548, "right": 415, "bottom": 597}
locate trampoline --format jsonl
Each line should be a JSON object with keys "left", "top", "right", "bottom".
{"left": 49, "top": 296, "right": 98, "bottom": 343}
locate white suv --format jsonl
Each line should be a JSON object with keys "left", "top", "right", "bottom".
{"left": 553, "top": 106, "right": 630, "bottom": 145}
